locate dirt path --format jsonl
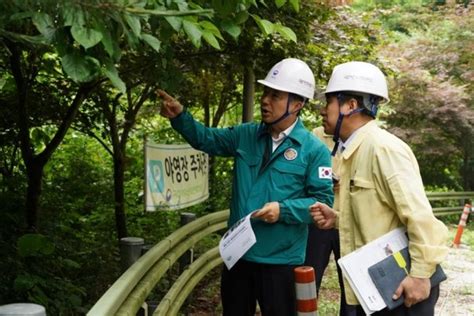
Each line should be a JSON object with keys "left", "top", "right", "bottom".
{"left": 435, "top": 243, "right": 474, "bottom": 316}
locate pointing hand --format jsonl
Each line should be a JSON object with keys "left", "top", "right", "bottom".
{"left": 156, "top": 89, "right": 183, "bottom": 119}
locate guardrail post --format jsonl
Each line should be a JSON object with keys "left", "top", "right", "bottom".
{"left": 453, "top": 204, "right": 471, "bottom": 248}
{"left": 179, "top": 212, "right": 197, "bottom": 272}
{"left": 120, "top": 237, "right": 145, "bottom": 272}
{"left": 141, "top": 243, "right": 153, "bottom": 255}
{"left": 0, "top": 303, "right": 46, "bottom": 316}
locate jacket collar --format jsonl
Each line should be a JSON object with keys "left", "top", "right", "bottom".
{"left": 341, "top": 120, "right": 378, "bottom": 160}
{"left": 257, "top": 118, "right": 306, "bottom": 146}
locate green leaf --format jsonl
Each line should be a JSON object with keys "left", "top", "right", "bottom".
{"left": 222, "top": 21, "right": 241, "bottom": 39}
{"left": 258, "top": 0, "right": 267, "bottom": 7}
{"left": 30, "top": 128, "right": 50, "bottom": 150}
{"left": 165, "top": 16, "right": 183, "bottom": 31}
{"left": 251, "top": 15, "right": 274, "bottom": 35}
{"left": 61, "top": 52, "right": 100, "bottom": 83}
{"left": 234, "top": 11, "right": 249, "bottom": 24}
{"left": 10, "top": 12, "right": 33, "bottom": 21}
{"left": 176, "top": 1, "right": 189, "bottom": 11}
{"left": 141, "top": 34, "right": 161, "bottom": 52}
{"left": 104, "top": 61, "right": 126, "bottom": 93}
{"left": 63, "top": 258, "right": 81, "bottom": 269}
{"left": 183, "top": 20, "right": 202, "bottom": 48}
{"left": 63, "top": 6, "right": 85, "bottom": 26}
{"left": 289, "top": 0, "right": 299, "bottom": 12}
{"left": 275, "top": 0, "right": 287, "bottom": 8}
{"left": 14, "top": 275, "right": 37, "bottom": 291}
{"left": 124, "top": 13, "right": 141, "bottom": 37}
{"left": 200, "top": 21, "right": 224, "bottom": 40}
{"left": 134, "top": 0, "right": 147, "bottom": 8}
{"left": 202, "top": 31, "right": 220, "bottom": 49}
{"left": 71, "top": 25, "right": 103, "bottom": 49}
{"left": 17, "top": 234, "right": 54, "bottom": 257}
{"left": 98, "top": 28, "right": 115, "bottom": 58}
{"left": 0, "top": 78, "right": 6, "bottom": 91}
{"left": 32, "top": 13, "right": 55, "bottom": 41}
{"left": 1, "top": 30, "right": 47, "bottom": 45}
{"left": 124, "top": 28, "right": 140, "bottom": 50}
{"left": 32, "top": 13, "right": 53, "bottom": 34}
{"left": 275, "top": 24, "right": 297, "bottom": 42}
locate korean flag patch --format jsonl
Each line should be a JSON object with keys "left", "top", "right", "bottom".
{"left": 319, "top": 167, "right": 332, "bottom": 179}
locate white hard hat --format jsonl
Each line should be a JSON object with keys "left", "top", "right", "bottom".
{"left": 325, "top": 61, "right": 389, "bottom": 102}
{"left": 258, "top": 58, "right": 315, "bottom": 99}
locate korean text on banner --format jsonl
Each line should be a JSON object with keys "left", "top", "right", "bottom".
{"left": 145, "top": 142, "right": 209, "bottom": 211}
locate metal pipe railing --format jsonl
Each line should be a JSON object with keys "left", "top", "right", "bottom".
{"left": 87, "top": 210, "right": 229, "bottom": 316}
{"left": 154, "top": 247, "right": 222, "bottom": 315}
{"left": 428, "top": 191, "right": 473, "bottom": 216}
{"left": 115, "top": 221, "right": 226, "bottom": 315}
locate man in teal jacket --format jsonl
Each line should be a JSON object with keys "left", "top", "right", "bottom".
{"left": 158, "top": 58, "right": 333, "bottom": 316}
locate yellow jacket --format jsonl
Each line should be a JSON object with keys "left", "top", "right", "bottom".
{"left": 335, "top": 121, "right": 448, "bottom": 305}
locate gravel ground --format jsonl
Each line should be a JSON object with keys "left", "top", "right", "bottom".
{"left": 435, "top": 244, "right": 474, "bottom": 316}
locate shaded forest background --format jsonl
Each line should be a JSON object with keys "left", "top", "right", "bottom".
{"left": 0, "top": 0, "right": 473, "bottom": 314}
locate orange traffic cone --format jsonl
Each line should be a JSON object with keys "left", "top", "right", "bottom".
{"left": 452, "top": 204, "right": 471, "bottom": 248}
{"left": 294, "top": 266, "right": 318, "bottom": 316}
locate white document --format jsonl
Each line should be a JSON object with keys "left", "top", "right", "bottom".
{"left": 338, "top": 227, "right": 408, "bottom": 315}
{"left": 219, "top": 212, "right": 257, "bottom": 269}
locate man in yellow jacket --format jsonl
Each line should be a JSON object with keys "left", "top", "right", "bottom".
{"left": 311, "top": 61, "right": 448, "bottom": 315}
{"left": 305, "top": 126, "right": 356, "bottom": 316}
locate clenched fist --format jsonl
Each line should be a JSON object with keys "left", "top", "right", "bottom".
{"left": 309, "top": 202, "right": 336, "bottom": 229}
{"left": 156, "top": 89, "right": 183, "bottom": 119}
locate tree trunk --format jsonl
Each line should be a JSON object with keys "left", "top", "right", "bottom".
{"left": 242, "top": 66, "right": 255, "bottom": 123}
{"left": 102, "top": 87, "right": 151, "bottom": 241}
{"left": 202, "top": 72, "right": 211, "bottom": 127}
{"left": 201, "top": 87, "right": 216, "bottom": 211}
{"left": 25, "top": 160, "right": 44, "bottom": 231}
{"left": 113, "top": 152, "right": 128, "bottom": 239}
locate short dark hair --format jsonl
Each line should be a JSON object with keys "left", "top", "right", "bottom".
{"left": 289, "top": 93, "right": 306, "bottom": 116}
{"left": 289, "top": 93, "right": 306, "bottom": 103}
{"left": 326, "top": 92, "right": 379, "bottom": 117}
{"left": 326, "top": 92, "right": 363, "bottom": 108}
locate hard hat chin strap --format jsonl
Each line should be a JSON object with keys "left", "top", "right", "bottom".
{"left": 267, "top": 94, "right": 306, "bottom": 126}
{"left": 331, "top": 113, "right": 345, "bottom": 156}
{"left": 331, "top": 93, "right": 364, "bottom": 156}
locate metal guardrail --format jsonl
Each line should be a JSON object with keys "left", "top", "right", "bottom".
{"left": 88, "top": 192, "right": 473, "bottom": 316}
{"left": 87, "top": 209, "right": 229, "bottom": 316}
{"left": 428, "top": 191, "right": 474, "bottom": 216}
{"left": 154, "top": 247, "right": 222, "bottom": 315}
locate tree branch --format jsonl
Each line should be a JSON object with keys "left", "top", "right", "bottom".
{"left": 120, "top": 84, "right": 153, "bottom": 149}
{"left": 37, "top": 82, "right": 98, "bottom": 166}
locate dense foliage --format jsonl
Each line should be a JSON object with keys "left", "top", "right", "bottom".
{"left": 356, "top": 1, "right": 474, "bottom": 190}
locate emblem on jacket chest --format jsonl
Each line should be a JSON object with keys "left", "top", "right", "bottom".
{"left": 284, "top": 148, "right": 298, "bottom": 161}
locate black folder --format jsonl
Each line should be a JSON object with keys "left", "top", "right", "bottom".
{"left": 367, "top": 247, "right": 447, "bottom": 310}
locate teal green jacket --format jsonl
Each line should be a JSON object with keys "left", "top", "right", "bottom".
{"left": 171, "top": 111, "right": 333, "bottom": 265}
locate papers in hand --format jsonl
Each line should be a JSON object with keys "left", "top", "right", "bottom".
{"left": 337, "top": 227, "right": 408, "bottom": 315}
{"left": 219, "top": 211, "right": 257, "bottom": 269}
